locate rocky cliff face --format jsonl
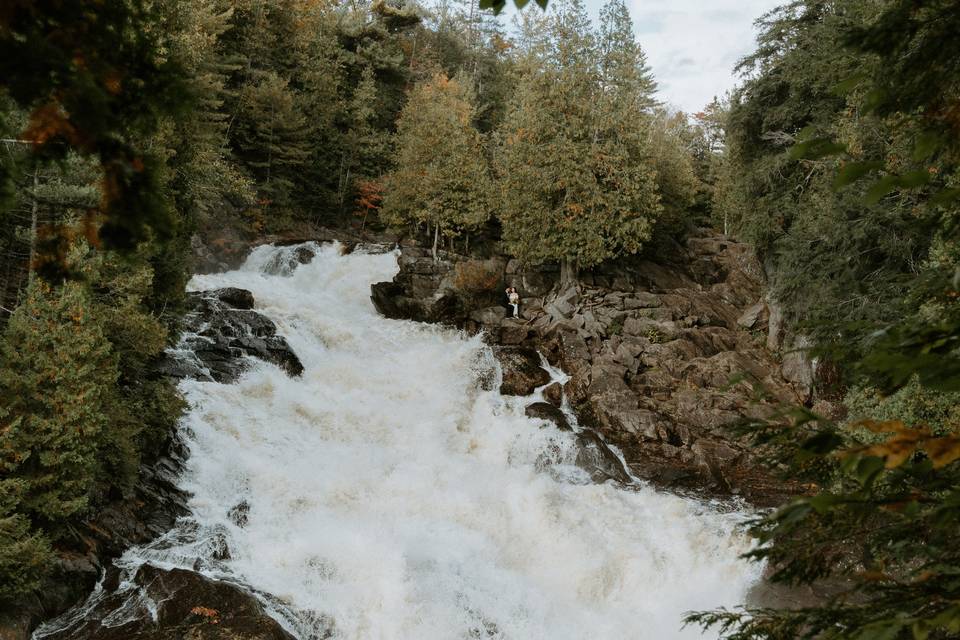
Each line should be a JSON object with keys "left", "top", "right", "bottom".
{"left": 372, "top": 229, "right": 813, "bottom": 506}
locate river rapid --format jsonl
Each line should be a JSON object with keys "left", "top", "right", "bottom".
{"left": 41, "top": 242, "right": 763, "bottom": 639}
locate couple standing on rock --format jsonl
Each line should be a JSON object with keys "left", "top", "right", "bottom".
{"left": 505, "top": 286, "right": 521, "bottom": 319}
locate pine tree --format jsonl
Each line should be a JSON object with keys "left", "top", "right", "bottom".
{"left": 598, "top": 0, "right": 658, "bottom": 113}
{"left": 382, "top": 73, "right": 493, "bottom": 258}
{"left": 0, "top": 281, "right": 116, "bottom": 523}
{"left": 0, "top": 481, "right": 52, "bottom": 602}
{"left": 496, "top": 0, "right": 660, "bottom": 283}
{"left": 232, "top": 70, "right": 314, "bottom": 213}
{"left": 336, "top": 66, "right": 389, "bottom": 214}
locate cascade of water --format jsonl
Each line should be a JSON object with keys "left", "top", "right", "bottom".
{"left": 37, "top": 242, "right": 762, "bottom": 640}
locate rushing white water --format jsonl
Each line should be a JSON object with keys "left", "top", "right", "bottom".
{"left": 44, "top": 242, "right": 764, "bottom": 639}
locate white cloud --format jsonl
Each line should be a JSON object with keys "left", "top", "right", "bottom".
{"left": 495, "top": 0, "right": 781, "bottom": 114}
{"left": 625, "top": 0, "right": 783, "bottom": 113}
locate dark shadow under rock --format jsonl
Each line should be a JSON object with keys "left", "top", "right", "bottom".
{"left": 525, "top": 402, "right": 572, "bottom": 431}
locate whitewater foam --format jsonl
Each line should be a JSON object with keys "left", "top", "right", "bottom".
{"left": 40, "top": 242, "right": 762, "bottom": 640}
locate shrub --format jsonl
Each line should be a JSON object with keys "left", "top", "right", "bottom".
{"left": 454, "top": 260, "right": 501, "bottom": 294}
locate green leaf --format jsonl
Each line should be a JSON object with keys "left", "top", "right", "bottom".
{"left": 854, "top": 456, "right": 885, "bottom": 488}
{"left": 862, "top": 88, "right": 887, "bottom": 113}
{"left": 930, "top": 187, "right": 960, "bottom": 206}
{"left": 833, "top": 72, "right": 868, "bottom": 96}
{"left": 789, "top": 137, "right": 847, "bottom": 161}
{"left": 778, "top": 502, "right": 812, "bottom": 526}
{"left": 809, "top": 492, "right": 842, "bottom": 514}
{"left": 896, "top": 169, "right": 931, "bottom": 189}
{"left": 800, "top": 430, "right": 844, "bottom": 456}
{"left": 912, "top": 132, "right": 943, "bottom": 161}
{"left": 833, "top": 161, "right": 883, "bottom": 190}
{"left": 855, "top": 622, "right": 903, "bottom": 640}
{"left": 478, "top": 0, "right": 507, "bottom": 13}
{"left": 865, "top": 175, "right": 900, "bottom": 204}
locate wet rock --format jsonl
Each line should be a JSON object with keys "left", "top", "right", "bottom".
{"left": 542, "top": 382, "right": 563, "bottom": 407}
{"left": 211, "top": 287, "right": 255, "bottom": 310}
{"left": 524, "top": 402, "right": 572, "bottom": 431}
{"left": 574, "top": 429, "right": 631, "bottom": 484}
{"left": 160, "top": 290, "right": 304, "bottom": 383}
{"left": 370, "top": 281, "right": 405, "bottom": 319}
{"left": 349, "top": 241, "right": 393, "bottom": 255}
{"left": 470, "top": 305, "right": 506, "bottom": 327}
{"left": 494, "top": 347, "right": 551, "bottom": 396}
{"left": 228, "top": 501, "right": 250, "bottom": 528}
{"left": 263, "top": 244, "right": 316, "bottom": 276}
{"left": 552, "top": 330, "right": 592, "bottom": 404}
{"left": 40, "top": 566, "right": 296, "bottom": 640}
{"left": 500, "top": 320, "right": 531, "bottom": 345}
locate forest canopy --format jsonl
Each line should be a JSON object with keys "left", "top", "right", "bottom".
{"left": 2, "top": 2, "right": 959, "bottom": 639}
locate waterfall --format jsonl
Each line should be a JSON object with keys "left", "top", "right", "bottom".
{"left": 39, "top": 242, "right": 763, "bottom": 640}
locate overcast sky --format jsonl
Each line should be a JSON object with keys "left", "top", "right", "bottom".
{"left": 627, "top": 0, "right": 783, "bottom": 113}
{"left": 498, "top": 0, "right": 783, "bottom": 114}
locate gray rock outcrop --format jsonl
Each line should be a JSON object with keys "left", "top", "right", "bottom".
{"left": 155, "top": 288, "right": 304, "bottom": 383}
{"left": 371, "top": 228, "right": 811, "bottom": 505}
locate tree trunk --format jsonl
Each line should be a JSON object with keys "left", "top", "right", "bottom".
{"left": 560, "top": 257, "right": 578, "bottom": 288}
{"left": 432, "top": 223, "right": 439, "bottom": 262}
{"left": 28, "top": 167, "right": 39, "bottom": 287}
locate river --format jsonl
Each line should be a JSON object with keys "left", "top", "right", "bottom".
{"left": 39, "top": 242, "right": 762, "bottom": 639}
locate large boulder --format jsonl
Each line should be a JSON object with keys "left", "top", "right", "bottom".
{"left": 157, "top": 289, "right": 304, "bottom": 383}
{"left": 262, "top": 243, "right": 317, "bottom": 276}
{"left": 737, "top": 300, "right": 768, "bottom": 330}
{"left": 494, "top": 347, "right": 551, "bottom": 396}
{"left": 542, "top": 382, "right": 564, "bottom": 407}
{"left": 370, "top": 281, "right": 405, "bottom": 319}
{"left": 525, "top": 402, "right": 572, "bottom": 431}
{"left": 38, "top": 565, "right": 297, "bottom": 640}
{"left": 574, "top": 429, "right": 631, "bottom": 484}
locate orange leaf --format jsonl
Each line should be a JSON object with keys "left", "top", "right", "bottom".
{"left": 922, "top": 435, "right": 960, "bottom": 469}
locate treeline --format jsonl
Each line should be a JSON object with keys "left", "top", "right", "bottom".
{"left": 0, "top": 0, "right": 716, "bottom": 605}
{"left": 382, "top": 0, "right": 722, "bottom": 276}
{"left": 690, "top": 1, "right": 960, "bottom": 638}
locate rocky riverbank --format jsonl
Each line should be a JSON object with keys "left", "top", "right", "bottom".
{"left": 372, "top": 229, "right": 819, "bottom": 506}
{"left": 2, "top": 279, "right": 306, "bottom": 640}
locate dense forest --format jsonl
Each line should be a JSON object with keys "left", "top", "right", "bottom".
{"left": 1, "top": 0, "right": 959, "bottom": 638}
